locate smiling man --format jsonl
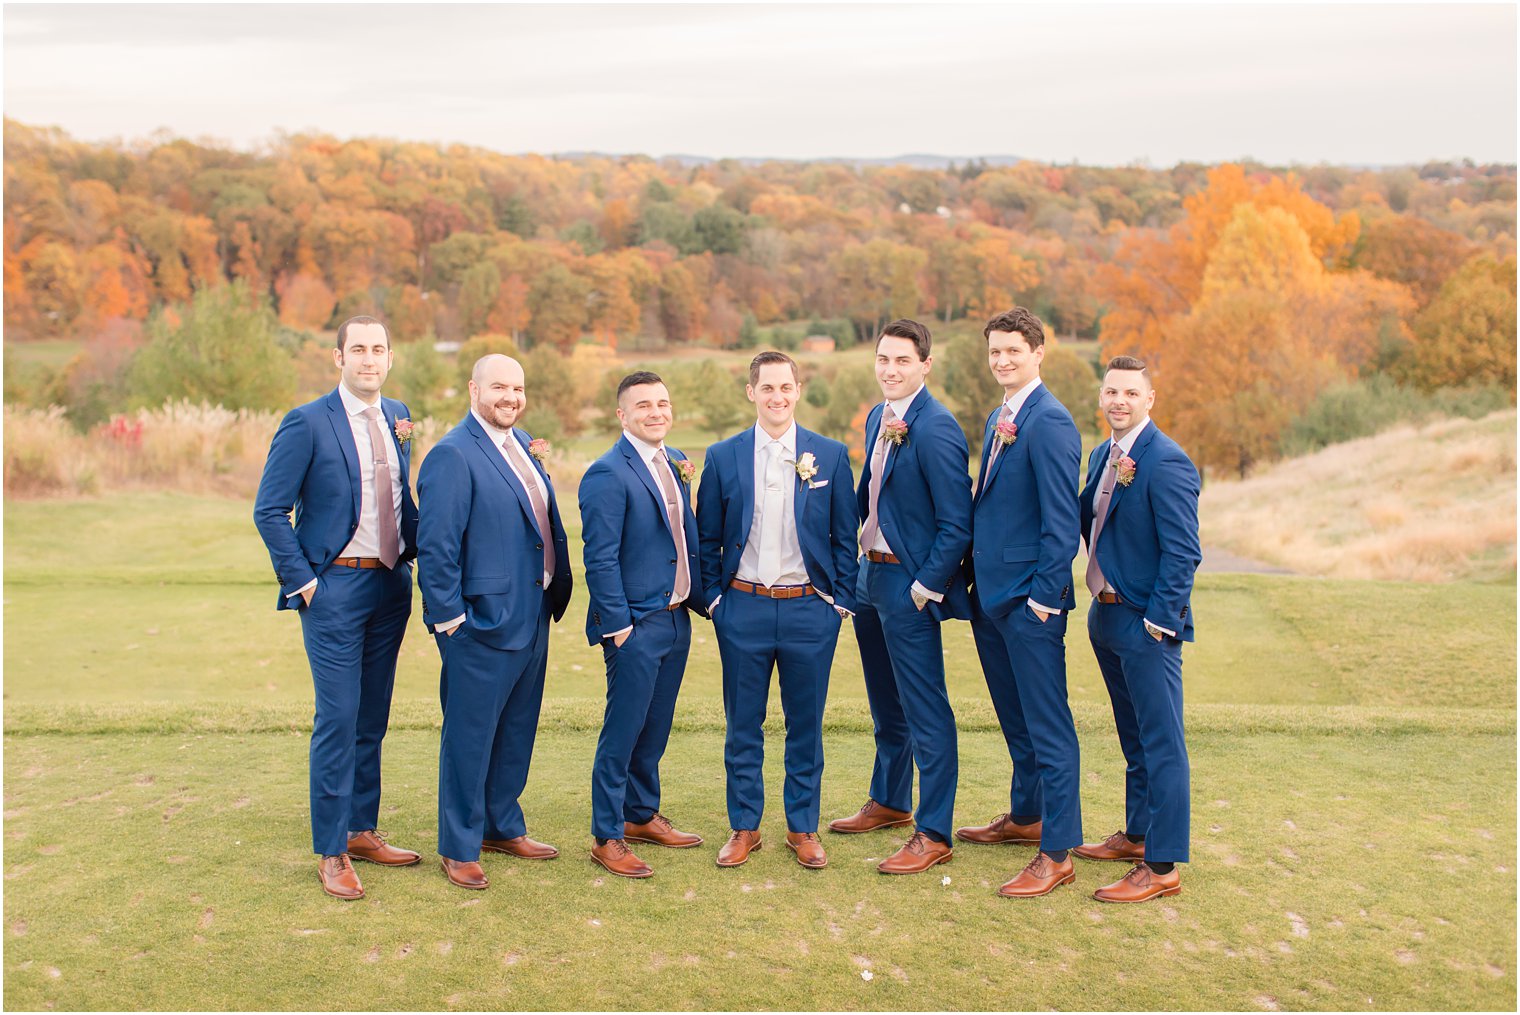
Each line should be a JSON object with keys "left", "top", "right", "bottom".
{"left": 579, "top": 372, "right": 707, "bottom": 878}
{"left": 695, "top": 352, "right": 859, "bottom": 869}
{"left": 254, "top": 316, "right": 421, "bottom": 901}
{"left": 828, "top": 319, "right": 972, "bottom": 875}
{"left": 416, "top": 354, "right": 574, "bottom": 890}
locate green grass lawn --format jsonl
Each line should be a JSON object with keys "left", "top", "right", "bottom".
{"left": 4, "top": 494, "right": 1516, "bottom": 1010}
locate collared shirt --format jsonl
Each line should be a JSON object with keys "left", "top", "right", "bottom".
{"left": 1089, "top": 416, "right": 1171, "bottom": 637}
{"left": 289, "top": 385, "right": 405, "bottom": 601}
{"left": 989, "top": 379, "right": 1060, "bottom": 617}
{"left": 736, "top": 422, "right": 809, "bottom": 588}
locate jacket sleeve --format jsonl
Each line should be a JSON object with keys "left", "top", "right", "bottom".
{"left": 252, "top": 408, "right": 318, "bottom": 597}
{"left": 695, "top": 445, "right": 727, "bottom": 607}
{"left": 416, "top": 441, "right": 471, "bottom": 631}
{"left": 913, "top": 412, "right": 973, "bottom": 599}
{"left": 1030, "top": 411, "right": 1083, "bottom": 609}
{"left": 827, "top": 446, "right": 861, "bottom": 612}
{"left": 1145, "top": 448, "right": 1202, "bottom": 632}
{"left": 579, "top": 461, "right": 632, "bottom": 638}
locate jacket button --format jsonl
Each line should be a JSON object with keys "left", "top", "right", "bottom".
{"left": 536, "top": 542, "right": 543, "bottom": 550}
{"left": 669, "top": 558, "right": 676, "bottom": 564}
{"left": 663, "top": 591, "right": 670, "bottom": 597}
{"left": 536, "top": 579, "right": 543, "bottom": 587}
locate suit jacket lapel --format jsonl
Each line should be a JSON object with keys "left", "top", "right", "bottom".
{"left": 325, "top": 390, "right": 362, "bottom": 521}
{"left": 735, "top": 428, "right": 756, "bottom": 546}
{"left": 882, "top": 387, "right": 930, "bottom": 488}
{"left": 974, "top": 408, "right": 997, "bottom": 504}
{"left": 467, "top": 415, "right": 540, "bottom": 538}
{"left": 619, "top": 435, "right": 676, "bottom": 542}
{"left": 1104, "top": 423, "right": 1158, "bottom": 525}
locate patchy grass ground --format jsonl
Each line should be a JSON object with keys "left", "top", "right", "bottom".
{"left": 4, "top": 494, "right": 1516, "bottom": 1010}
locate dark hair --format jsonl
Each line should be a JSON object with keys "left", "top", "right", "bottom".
{"left": 1105, "top": 355, "right": 1149, "bottom": 377}
{"left": 876, "top": 318, "right": 932, "bottom": 361}
{"left": 983, "top": 307, "right": 1046, "bottom": 350}
{"left": 748, "top": 351, "right": 799, "bottom": 386}
{"left": 335, "top": 315, "right": 388, "bottom": 351}
{"left": 617, "top": 370, "right": 666, "bottom": 401}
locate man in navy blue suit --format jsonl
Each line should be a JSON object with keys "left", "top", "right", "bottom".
{"left": 416, "top": 354, "right": 574, "bottom": 890}
{"left": 1074, "top": 356, "right": 1201, "bottom": 903}
{"left": 956, "top": 308, "right": 1084, "bottom": 898}
{"left": 696, "top": 352, "right": 859, "bottom": 870}
{"left": 827, "top": 319, "right": 973, "bottom": 875}
{"left": 580, "top": 372, "right": 707, "bottom": 878}
{"left": 254, "top": 316, "right": 422, "bottom": 900}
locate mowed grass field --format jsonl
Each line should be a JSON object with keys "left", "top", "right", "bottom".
{"left": 4, "top": 494, "right": 1516, "bottom": 1010}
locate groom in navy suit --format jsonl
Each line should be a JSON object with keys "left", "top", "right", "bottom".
{"left": 580, "top": 372, "right": 707, "bottom": 878}
{"left": 417, "top": 354, "right": 574, "bottom": 890}
{"left": 696, "top": 352, "right": 859, "bottom": 870}
{"left": 254, "top": 316, "right": 422, "bottom": 900}
{"left": 1074, "top": 355, "right": 1202, "bottom": 903}
{"left": 828, "top": 319, "right": 973, "bottom": 875}
{"left": 957, "top": 308, "right": 1084, "bottom": 899}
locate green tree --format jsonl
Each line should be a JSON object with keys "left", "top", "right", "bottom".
{"left": 454, "top": 333, "right": 519, "bottom": 390}
{"left": 1040, "top": 343, "right": 1102, "bottom": 438}
{"left": 387, "top": 330, "right": 454, "bottom": 422}
{"left": 127, "top": 280, "right": 295, "bottom": 411}
{"left": 520, "top": 345, "right": 582, "bottom": 442}
{"left": 459, "top": 261, "right": 503, "bottom": 337}
{"left": 691, "top": 359, "right": 746, "bottom": 439}
{"left": 526, "top": 263, "right": 590, "bottom": 351}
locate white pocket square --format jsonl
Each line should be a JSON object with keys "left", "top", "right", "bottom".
{"left": 811, "top": 479, "right": 829, "bottom": 488}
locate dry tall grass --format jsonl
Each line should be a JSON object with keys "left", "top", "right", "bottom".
{"left": 1200, "top": 410, "right": 1517, "bottom": 582}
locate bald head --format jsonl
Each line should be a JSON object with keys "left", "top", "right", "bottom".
{"left": 470, "top": 354, "right": 527, "bottom": 430}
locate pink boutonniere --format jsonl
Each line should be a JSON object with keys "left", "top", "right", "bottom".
{"left": 881, "top": 419, "right": 909, "bottom": 447}
{"left": 1115, "top": 456, "right": 1137, "bottom": 486}
{"left": 994, "top": 420, "right": 1018, "bottom": 446}
{"left": 393, "top": 418, "right": 414, "bottom": 446}
{"left": 528, "top": 438, "right": 552, "bottom": 463}
{"left": 676, "top": 459, "right": 697, "bottom": 484}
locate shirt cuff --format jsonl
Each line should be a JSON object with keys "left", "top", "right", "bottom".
{"left": 286, "top": 578, "right": 317, "bottom": 599}
{"left": 708, "top": 596, "right": 722, "bottom": 613}
{"left": 1143, "top": 619, "right": 1175, "bottom": 638}
{"left": 1027, "top": 599, "right": 1062, "bottom": 616}
{"left": 816, "top": 590, "right": 853, "bottom": 618}
{"left": 910, "top": 581, "right": 944, "bottom": 604}
{"left": 604, "top": 625, "right": 633, "bottom": 640}
{"left": 437, "top": 614, "right": 465, "bottom": 634}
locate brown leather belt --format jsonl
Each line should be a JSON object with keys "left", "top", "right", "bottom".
{"left": 729, "top": 579, "right": 815, "bottom": 599}
{"left": 865, "top": 550, "right": 901, "bottom": 564}
{"left": 332, "top": 557, "right": 386, "bottom": 569}
{"left": 1096, "top": 591, "right": 1124, "bottom": 605}
{"left": 665, "top": 602, "right": 683, "bottom": 611}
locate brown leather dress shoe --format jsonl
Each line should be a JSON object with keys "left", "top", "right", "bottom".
{"left": 786, "top": 831, "right": 827, "bottom": 869}
{"left": 716, "top": 829, "right": 762, "bottom": 867}
{"left": 624, "top": 813, "right": 703, "bottom": 848}
{"left": 954, "top": 813, "right": 1042, "bottom": 845}
{"left": 827, "top": 800, "right": 914, "bottom": 834}
{"left": 1093, "top": 862, "right": 1181, "bottom": 903}
{"left": 1073, "top": 830, "right": 1146, "bottom": 863}
{"left": 591, "top": 839, "right": 654, "bottom": 879}
{"left": 440, "top": 856, "right": 489, "bottom": 890}
{"left": 318, "top": 854, "right": 365, "bottom": 900}
{"left": 346, "top": 829, "right": 422, "bottom": 867}
{"left": 997, "top": 852, "right": 1076, "bottom": 898}
{"left": 481, "top": 835, "right": 559, "bottom": 859}
{"left": 877, "top": 830, "right": 953, "bottom": 874}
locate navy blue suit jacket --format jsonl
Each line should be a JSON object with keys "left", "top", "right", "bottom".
{"left": 695, "top": 424, "right": 860, "bottom": 612}
{"left": 1079, "top": 423, "right": 1202, "bottom": 641}
{"left": 579, "top": 435, "right": 704, "bottom": 645}
{"left": 858, "top": 387, "right": 973, "bottom": 621}
{"left": 968, "top": 384, "right": 1082, "bottom": 619}
{"left": 253, "top": 388, "right": 419, "bottom": 611}
{"left": 416, "top": 414, "right": 573, "bottom": 651}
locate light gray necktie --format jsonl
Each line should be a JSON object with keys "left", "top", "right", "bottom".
{"left": 858, "top": 403, "right": 897, "bottom": 554}
{"left": 503, "top": 433, "right": 555, "bottom": 581}
{"left": 757, "top": 440, "right": 786, "bottom": 587}
{"left": 980, "top": 403, "right": 1013, "bottom": 496}
{"left": 361, "top": 407, "right": 400, "bottom": 569}
{"left": 656, "top": 451, "right": 692, "bottom": 602}
{"left": 1085, "top": 441, "right": 1125, "bottom": 596}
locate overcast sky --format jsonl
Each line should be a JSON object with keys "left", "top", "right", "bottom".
{"left": 4, "top": 3, "right": 1515, "bottom": 165}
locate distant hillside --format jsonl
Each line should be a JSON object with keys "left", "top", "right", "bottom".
{"left": 1200, "top": 410, "right": 1516, "bottom": 582}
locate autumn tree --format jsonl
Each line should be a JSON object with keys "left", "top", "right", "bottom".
{"left": 1395, "top": 255, "right": 1517, "bottom": 393}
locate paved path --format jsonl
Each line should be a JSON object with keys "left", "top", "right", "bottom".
{"left": 1199, "top": 546, "right": 1295, "bottom": 575}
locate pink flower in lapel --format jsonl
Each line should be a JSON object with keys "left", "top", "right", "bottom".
{"left": 528, "top": 437, "right": 552, "bottom": 463}
{"left": 1115, "top": 455, "right": 1137, "bottom": 486}
{"left": 393, "top": 418, "right": 414, "bottom": 446}
{"left": 676, "top": 459, "right": 697, "bottom": 484}
{"left": 994, "top": 420, "right": 1018, "bottom": 446}
{"left": 881, "top": 419, "right": 909, "bottom": 446}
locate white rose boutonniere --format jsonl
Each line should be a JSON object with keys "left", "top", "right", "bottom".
{"left": 795, "top": 451, "right": 819, "bottom": 487}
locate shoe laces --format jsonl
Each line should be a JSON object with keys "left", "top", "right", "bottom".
{"left": 609, "top": 839, "right": 632, "bottom": 857}
{"left": 1125, "top": 862, "right": 1153, "bottom": 884}
{"left": 1105, "top": 831, "right": 1130, "bottom": 849}
{"left": 796, "top": 832, "right": 820, "bottom": 844}
{"left": 1021, "top": 853, "right": 1049, "bottom": 876}
{"left": 903, "top": 830, "right": 929, "bottom": 854}
{"left": 650, "top": 813, "right": 674, "bottom": 831}
{"left": 726, "top": 829, "right": 749, "bottom": 844}
{"left": 328, "top": 853, "right": 353, "bottom": 873}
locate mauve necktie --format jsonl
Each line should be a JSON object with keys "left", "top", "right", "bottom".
{"left": 980, "top": 403, "right": 1013, "bottom": 496}
{"left": 858, "top": 403, "right": 897, "bottom": 554}
{"left": 1085, "top": 441, "right": 1125, "bottom": 596}
{"left": 361, "top": 407, "right": 400, "bottom": 569}
{"left": 656, "top": 451, "right": 691, "bottom": 602}
{"left": 503, "top": 433, "right": 555, "bottom": 581}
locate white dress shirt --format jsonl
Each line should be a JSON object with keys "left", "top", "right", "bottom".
{"left": 436, "top": 410, "right": 555, "bottom": 635}
{"left": 603, "top": 430, "right": 687, "bottom": 639}
{"left": 1088, "top": 416, "right": 1172, "bottom": 638}
{"left": 288, "top": 384, "right": 405, "bottom": 601}
{"left": 988, "top": 378, "right": 1059, "bottom": 618}
{"left": 863, "top": 385, "right": 941, "bottom": 605}
{"left": 736, "top": 423, "right": 809, "bottom": 587}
